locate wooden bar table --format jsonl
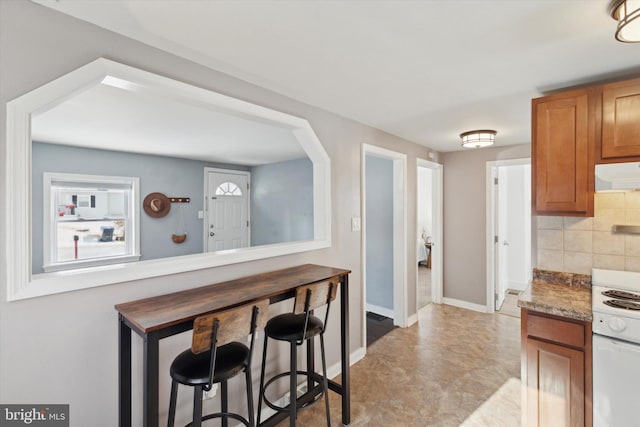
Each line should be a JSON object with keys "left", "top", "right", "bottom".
{"left": 116, "top": 264, "right": 351, "bottom": 427}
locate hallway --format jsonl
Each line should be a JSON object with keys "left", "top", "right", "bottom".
{"left": 287, "top": 304, "right": 521, "bottom": 426}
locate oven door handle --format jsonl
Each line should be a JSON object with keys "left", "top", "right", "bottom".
{"left": 597, "top": 336, "right": 640, "bottom": 354}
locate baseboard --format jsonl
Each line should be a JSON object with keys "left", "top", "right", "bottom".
{"left": 351, "top": 346, "right": 367, "bottom": 366}
{"left": 442, "top": 297, "right": 488, "bottom": 313}
{"left": 327, "top": 345, "right": 366, "bottom": 378}
{"left": 365, "top": 303, "right": 394, "bottom": 319}
{"left": 407, "top": 313, "right": 418, "bottom": 326}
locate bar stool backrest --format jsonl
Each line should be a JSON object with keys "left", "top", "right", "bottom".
{"left": 192, "top": 299, "right": 269, "bottom": 354}
{"left": 293, "top": 279, "right": 338, "bottom": 315}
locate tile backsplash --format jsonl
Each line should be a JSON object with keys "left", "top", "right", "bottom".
{"left": 536, "top": 191, "right": 640, "bottom": 274}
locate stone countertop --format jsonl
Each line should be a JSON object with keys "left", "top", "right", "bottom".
{"left": 517, "top": 279, "right": 592, "bottom": 322}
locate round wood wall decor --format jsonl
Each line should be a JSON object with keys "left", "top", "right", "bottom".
{"left": 143, "top": 192, "right": 171, "bottom": 218}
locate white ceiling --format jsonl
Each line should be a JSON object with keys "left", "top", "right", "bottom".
{"left": 33, "top": 0, "right": 640, "bottom": 152}
{"left": 32, "top": 82, "right": 305, "bottom": 166}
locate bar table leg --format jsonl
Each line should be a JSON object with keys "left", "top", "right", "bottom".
{"left": 143, "top": 332, "right": 160, "bottom": 427}
{"left": 119, "top": 316, "right": 132, "bottom": 427}
{"left": 340, "top": 275, "right": 350, "bottom": 425}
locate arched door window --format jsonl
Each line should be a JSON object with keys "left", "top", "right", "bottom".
{"left": 215, "top": 181, "right": 243, "bottom": 196}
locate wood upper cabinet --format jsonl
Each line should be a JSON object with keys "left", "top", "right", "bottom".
{"left": 600, "top": 77, "right": 640, "bottom": 162}
{"left": 532, "top": 88, "right": 595, "bottom": 216}
{"left": 521, "top": 309, "right": 592, "bottom": 427}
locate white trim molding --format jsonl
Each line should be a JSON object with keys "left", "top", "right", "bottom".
{"left": 442, "top": 297, "right": 489, "bottom": 314}
{"left": 365, "top": 303, "right": 395, "bottom": 319}
{"left": 361, "top": 143, "right": 408, "bottom": 339}
{"left": 4, "top": 58, "right": 332, "bottom": 301}
{"left": 416, "top": 158, "right": 444, "bottom": 306}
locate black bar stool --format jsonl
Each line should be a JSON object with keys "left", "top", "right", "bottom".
{"left": 167, "top": 299, "right": 269, "bottom": 427}
{"left": 257, "top": 279, "right": 338, "bottom": 426}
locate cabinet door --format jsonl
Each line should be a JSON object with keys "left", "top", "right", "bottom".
{"left": 525, "top": 338, "right": 585, "bottom": 427}
{"left": 601, "top": 78, "right": 640, "bottom": 160}
{"left": 532, "top": 90, "right": 593, "bottom": 216}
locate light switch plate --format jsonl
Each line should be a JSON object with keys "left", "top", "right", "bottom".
{"left": 351, "top": 217, "right": 361, "bottom": 232}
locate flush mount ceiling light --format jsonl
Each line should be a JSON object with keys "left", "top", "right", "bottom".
{"left": 460, "top": 130, "right": 497, "bottom": 149}
{"left": 610, "top": 0, "right": 640, "bottom": 42}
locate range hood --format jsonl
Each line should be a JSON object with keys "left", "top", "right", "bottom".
{"left": 595, "top": 162, "right": 640, "bottom": 191}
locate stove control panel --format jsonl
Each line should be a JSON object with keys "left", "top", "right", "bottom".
{"left": 593, "top": 312, "right": 640, "bottom": 345}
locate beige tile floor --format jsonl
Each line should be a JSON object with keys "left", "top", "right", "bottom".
{"left": 285, "top": 304, "right": 521, "bottom": 427}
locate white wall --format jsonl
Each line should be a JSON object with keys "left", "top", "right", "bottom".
{"left": 0, "top": 2, "right": 436, "bottom": 425}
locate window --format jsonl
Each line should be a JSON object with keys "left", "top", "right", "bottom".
{"left": 43, "top": 172, "right": 140, "bottom": 272}
{"left": 215, "top": 181, "right": 243, "bottom": 196}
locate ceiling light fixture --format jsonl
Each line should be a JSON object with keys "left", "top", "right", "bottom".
{"left": 460, "top": 130, "right": 497, "bottom": 149}
{"left": 609, "top": 0, "right": 640, "bottom": 42}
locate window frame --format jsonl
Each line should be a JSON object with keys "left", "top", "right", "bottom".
{"left": 42, "top": 172, "right": 140, "bottom": 272}
{"left": 5, "top": 58, "right": 331, "bottom": 302}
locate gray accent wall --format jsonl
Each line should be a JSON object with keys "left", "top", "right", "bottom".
{"left": 441, "top": 144, "right": 531, "bottom": 306}
{"left": 0, "top": 2, "right": 435, "bottom": 425}
{"left": 31, "top": 142, "right": 249, "bottom": 273}
{"left": 365, "top": 154, "right": 394, "bottom": 311}
{"left": 250, "top": 157, "right": 313, "bottom": 245}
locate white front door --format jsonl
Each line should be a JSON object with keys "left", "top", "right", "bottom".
{"left": 205, "top": 169, "right": 249, "bottom": 252}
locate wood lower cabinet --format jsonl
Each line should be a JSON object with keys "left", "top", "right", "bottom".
{"left": 600, "top": 77, "right": 640, "bottom": 162}
{"left": 532, "top": 88, "right": 595, "bottom": 217}
{"left": 521, "top": 309, "right": 592, "bottom": 427}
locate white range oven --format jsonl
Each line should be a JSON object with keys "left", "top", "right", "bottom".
{"left": 591, "top": 268, "right": 640, "bottom": 427}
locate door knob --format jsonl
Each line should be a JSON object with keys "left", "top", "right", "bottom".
{"left": 210, "top": 232, "right": 215, "bottom": 237}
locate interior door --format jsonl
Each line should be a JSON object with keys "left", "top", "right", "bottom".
{"left": 496, "top": 167, "right": 509, "bottom": 310}
{"left": 205, "top": 170, "right": 249, "bottom": 252}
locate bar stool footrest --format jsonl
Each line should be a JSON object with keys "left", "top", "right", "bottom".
{"left": 184, "top": 411, "right": 250, "bottom": 427}
{"left": 262, "top": 370, "right": 327, "bottom": 414}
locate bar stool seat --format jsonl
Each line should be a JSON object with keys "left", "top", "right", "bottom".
{"left": 265, "top": 313, "right": 323, "bottom": 342}
{"left": 170, "top": 342, "right": 249, "bottom": 386}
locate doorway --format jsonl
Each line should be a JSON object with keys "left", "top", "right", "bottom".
{"left": 362, "top": 144, "right": 407, "bottom": 347}
{"left": 416, "top": 159, "right": 443, "bottom": 312}
{"left": 204, "top": 168, "right": 250, "bottom": 252}
{"left": 486, "top": 159, "right": 531, "bottom": 316}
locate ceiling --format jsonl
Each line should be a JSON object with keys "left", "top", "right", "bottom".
{"left": 31, "top": 81, "right": 306, "bottom": 166}
{"left": 33, "top": 0, "right": 640, "bottom": 152}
